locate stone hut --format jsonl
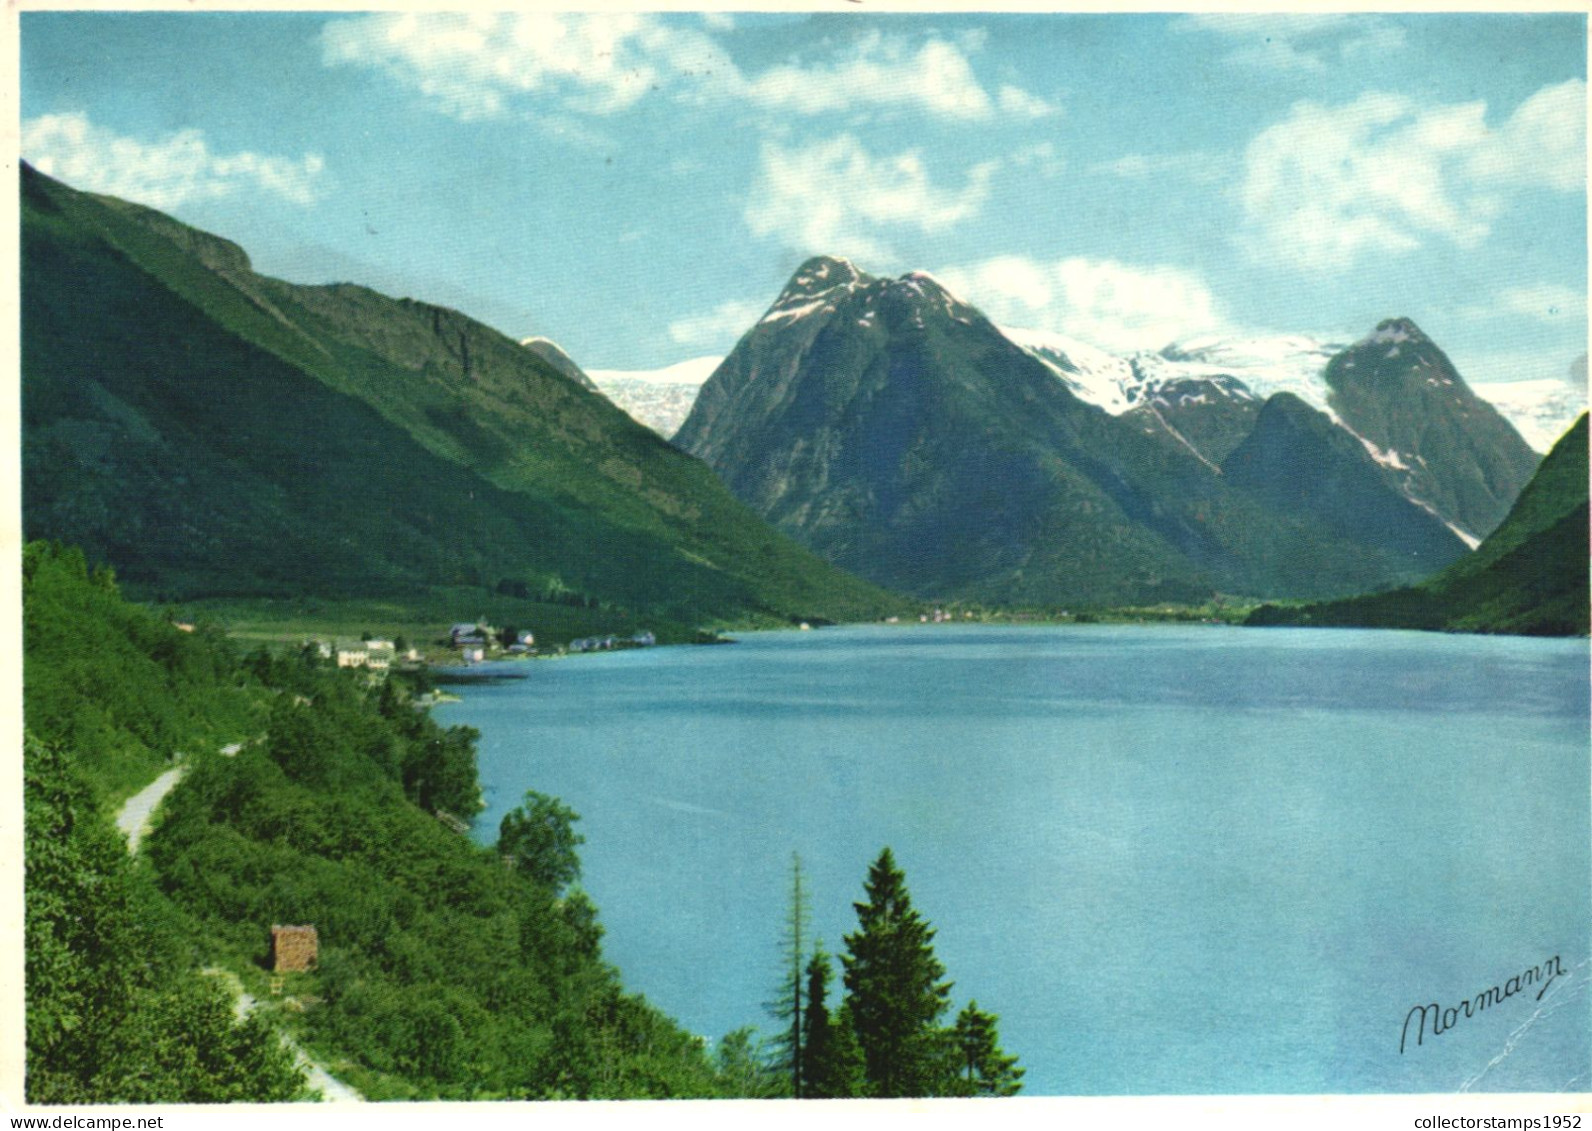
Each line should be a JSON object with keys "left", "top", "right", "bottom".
{"left": 270, "top": 924, "right": 319, "bottom": 973}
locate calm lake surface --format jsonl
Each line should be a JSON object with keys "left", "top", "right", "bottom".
{"left": 435, "top": 624, "right": 1590, "bottom": 1094}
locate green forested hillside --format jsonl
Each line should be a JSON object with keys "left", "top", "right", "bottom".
{"left": 1247, "top": 414, "right": 1588, "bottom": 636}
{"left": 23, "top": 542, "right": 750, "bottom": 1101}
{"left": 21, "top": 164, "right": 903, "bottom": 631}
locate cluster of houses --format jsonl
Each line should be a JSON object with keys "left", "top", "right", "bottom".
{"left": 880, "top": 609, "right": 978, "bottom": 625}
{"left": 306, "top": 638, "right": 421, "bottom": 671}
{"left": 450, "top": 622, "right": 538, "bottom": 663}
{"left": 568, "top": 630, "right": 656, "bottom": 654}
{"left": 303, "top": 621, "right": 660, "bottom": 670}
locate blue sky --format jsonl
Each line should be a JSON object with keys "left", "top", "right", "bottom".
{"left": 19, "top": 10, "right": 1588, "bottom": 382}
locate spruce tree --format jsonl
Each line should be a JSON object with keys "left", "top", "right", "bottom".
{"left": 799, "top": 946, "right": 832, "bottom": 1097}
{"left": 801, "top": 945, "right": 869, "bottom": 1098}
{"left": 840, "top": 847, "right": 953, "bottom": 1097}
{"left": 949, "top": 1001, "right": 1024, "bottom": 1096}
{"left": 823, "top": 1001, "right": 869, "bottom": 1098}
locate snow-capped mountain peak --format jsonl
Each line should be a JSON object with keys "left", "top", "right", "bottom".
{"left": 761, "top": 258, "right": 871, "bottom": 327}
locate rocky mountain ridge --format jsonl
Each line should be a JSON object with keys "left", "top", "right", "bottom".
{"left": 673, "top": 255, "right": 1512, "bottom": 606}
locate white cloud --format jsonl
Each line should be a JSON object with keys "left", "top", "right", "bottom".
{"left": 744, "top": 35, "right": 997, "bottom": 121}
{"left": 1467, "top": 284, "right": 1589, "bottom": 323}
{"left": 667, "top": 299, "right": 766, "bottom": 348}
{"left": 1090, "top": 151, "right": 1231, "bottom": 184}
{"left": 936, "top": 255, "right": 1229, "bottom": 352}
{"left": 1177, "top": 14, "right": 1406, "bottom": 73}
{"left": 22, "top": 112, "right": 326, "bottom": 210}
{"left": 1240, "top": 82, "right": 1585, "bottom": 272}
{"left": 321, "top": 13, "right": 1053, "bottom": 125}
{"left": 322, "top": 12, "right": 724, "bottom": 120}
{"left": 1466, "top": 79, "right": 1586, "bottom": 192}
{"left": 745, "top": 135, "right": 997, "bottom": 262}
{"left": 996, "top": 84, "right": 1059, "bottom": 120}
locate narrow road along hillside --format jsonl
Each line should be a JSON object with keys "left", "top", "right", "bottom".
{"left": 122, "top": 756, "right": 364, "bottom": 1101}
{"left": 116, "top": 765, "right": 186, "bottom": 854}
{"left": 209, "top": 969, "right": 365, "bottom": 1103}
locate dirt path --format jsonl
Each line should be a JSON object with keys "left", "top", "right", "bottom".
{"left": 116, "top": 765, "right": 186, "bottom": 854}
{"left": 207, "top": 970, "right": 365, "bottom": 1102}
{"left": 121, "top": 754, "right": 363, "bottom": 1103}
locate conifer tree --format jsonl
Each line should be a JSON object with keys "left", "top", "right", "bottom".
{"left": 949, "top": 1000, "right": 1024, "bottom": 1096}
{"left": 824, "top": 1001, "right": 870, "bottom": 1098}
{"left": 801, "top": 944, "right": 867, "bottom": 1098}
{"left": 765, "top": 852, "right": 808, "bottom": 1096}
{"left": 840, "top": 847, "right": 953, "bottom": 1097}
{"left": 800, "top": 945, "right": 833, "bottom": 1097}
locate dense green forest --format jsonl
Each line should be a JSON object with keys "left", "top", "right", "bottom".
{"left": 24, "top": 540, "right": 1026, "bottom": 1102}
{"left": 21, "top": 541, "right": 762, "bottom": 1100}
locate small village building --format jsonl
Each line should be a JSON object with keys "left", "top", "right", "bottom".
{"left": 461, "top": 643, "right": 486, "bottom": 663}
{"left": 335, "top": 647, "right": 369, "bottom": 669}
{"left": 270, "top": 924, "right": 319, "bottom": 973}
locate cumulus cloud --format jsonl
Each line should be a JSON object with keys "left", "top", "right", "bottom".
{"left": 22, "top": 112, "right": 326, "bottom": 210}
{"left": 322, "top": 12, "right": 722, "bottom": 120}
{"left": 320, "top": 13, "right": 1053, "bottom": 125}
{"left": 1466, "top": 79, "right": 1586, "bottom": 192}
{"left": 1240, "top": 80, "right": 1586, "bottom": 272}
{"left": 745, "top": 135, "right": 998, "bottom": 263}
{"left": 936, "top": 255, "right": 1229, "bottom": 352}
{"left": 667, "top": 299, "right": 767, "bottom": 348}
{"left": 741, "top": 35, "right": 974, "bottom": 120}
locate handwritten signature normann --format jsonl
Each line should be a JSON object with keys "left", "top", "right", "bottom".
{"left": 1401, "top": 955, "right": 1566, "bottom": 1053}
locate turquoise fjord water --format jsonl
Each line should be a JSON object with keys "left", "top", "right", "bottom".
{"left": 436, "top": 624, "right": 1591, "bottom": 1095}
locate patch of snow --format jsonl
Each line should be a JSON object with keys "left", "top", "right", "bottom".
{"left": 1146, "top": 404, "right": 1221, "bottom": 472}
{"left": 761, "top": 298, "right": 832, "bottom": 325}
{"left": 1356, "top": 434, "right": 1411, "bottom": 471}
{"left": 1407, "top": 495, "right": 1481, "bottom": 549}
{"left": 587, "top": 356, "right": 721, "bottom": 388}
{"left": 1449, "top": 524, "right": 1482, "bottom": 551}
{"left": 1368, "top": 323, "right": 1412, "bottom": 345}
{"left": 1149, "top": 334, "right": 1346, "bottom": 410}
{"left": 1001, "top": 325, "right": 1139, "bottom": 414}
{"left": 588, "top": 357, "right": 719, "bottom": 435}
